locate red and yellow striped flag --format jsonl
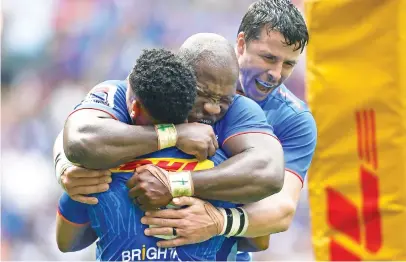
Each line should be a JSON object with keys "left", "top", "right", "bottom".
{"left": 305, "top": 0, "right": 406, "bottom": 260}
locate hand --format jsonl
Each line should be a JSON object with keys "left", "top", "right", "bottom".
{"left": 175, "top": 123, "right": 219, "bottom": 161}
{"left": 126, "top": 165, "right": 173, "bottom": 210}
{"left": 141, "top": 196, "right": 223, "bottom": 248}
{"left": 61, "top": 166, "right": 111, "bottom": 205}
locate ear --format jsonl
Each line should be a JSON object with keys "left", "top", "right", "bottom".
{"left": 130, "top": 100, "right": 139, "bottom": 119}
{"left": 236, "top": 32, "right": 246, "bottom": 56}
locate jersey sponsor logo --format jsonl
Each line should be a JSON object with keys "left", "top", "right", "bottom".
{"left": 83, "top": 84, "right": 118, "bottom": 108}
{"left": 111, "top": 158, "right": 215, "bottom": 173}
{"left": 122, "top": 245, "right": 178, "bottom": 261}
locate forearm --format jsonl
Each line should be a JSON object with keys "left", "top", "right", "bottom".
{"left": 192, "top": 149, "right": 284, "bottom": 203}
{"left": 240, "top": 193, "right": 296, "bottom": 238}
{"left": 56, "top": 222, "right": 97, "bottom": 252}
{"left": 64, "top": 113, "right": 158, "bottom": 169}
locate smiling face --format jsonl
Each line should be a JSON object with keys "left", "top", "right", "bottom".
{"left": 236, "top": 28, "right": 302, "bottom": 102}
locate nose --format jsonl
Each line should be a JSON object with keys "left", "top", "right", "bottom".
{"left": 203, "top": 102, "right": 221, "bottom": 115}
{"left": 267, "top": 64, "right": 282, "bottom": 84}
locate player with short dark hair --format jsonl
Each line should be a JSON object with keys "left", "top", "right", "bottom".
{"left": 55, "top": 0, "right": 316, "bottom": 261}
{"left": 128, "top": 48, "right": 196, "bottom": 124}
{"left": 56, "top": 48, "right": 199, "bottom": 260}
{"left": 238, "top": 0, "right": 308, "bottom": 52}
{"left": 55, "top": 34, "right": 282, "bottom": 261}
{"left": 139, "top": 1, "right": 316, "bottom": 261}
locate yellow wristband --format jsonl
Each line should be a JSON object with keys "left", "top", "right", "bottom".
{"left": 168, "top": 171, "right": 194, "bottom": 197}
{"left": 155, "top": 124, "right": 177, "bottom": 150}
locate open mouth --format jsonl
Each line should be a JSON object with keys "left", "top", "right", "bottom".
{"left": 255, "top": 79, "right": 274, "bottom": 92}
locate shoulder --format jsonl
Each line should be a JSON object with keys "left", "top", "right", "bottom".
{"left": 263, "top": 85, "right": 309, "bottom": 114}
{"left": 231, "top": 94, "right": 263, "bottom": 110}
{"left": 263, "top": 85, "right": 315, "bottom": 130}
{"left": 226, "top": 94, "right": 266, "bottom": 118}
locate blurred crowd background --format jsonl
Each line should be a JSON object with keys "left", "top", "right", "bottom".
{"left": 1, "top": 0, "right": 313, "bottom": 260}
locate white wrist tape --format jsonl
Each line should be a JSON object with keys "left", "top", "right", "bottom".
{"left": 54, "top": 150, "right": 73, "bottom": 186}
{"left": 168, "top": 171, "right": 194, "bottom": 197}
{"left": 235, "top": 207, "right": 249, "bottom": 237}
{"left": 217, "top": 207, "right": 249, "bottom": 237}
{"left": 228, "top": 208, "right": 241, "bottom": 236}
{"left": 218, "top": 208, "right": 228, "bottom": 235}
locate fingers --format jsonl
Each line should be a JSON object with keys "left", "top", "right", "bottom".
{"left": 207, "top": 140, "right": 216, "bottom": 157}
{"left": 195, "top": 149, "right": 208, "bottom": 162}
{"left": 209, "top": 129, "right": 219, "bottom": 150}
{"left": 61, "top": 174, "right": 108, "bottom": 190}
{"left": 157, "top": 237, "right": 190, "bottom": 248}
{"left": 71, "top": 176, "right": 112, "bottom": 187}
{"left": 126, "top": 173, "right": 138, "bottom": 189}
{"left": 128, "top": 183, "right": 144, "bottom": 199}
{"left": 141, "top": 217, "right": 181, "bottom": 228}
{"left": 144, "top": 227, "right": 175, "bottom": 237}
{"left": 69, "top": 184, "right": 109, "bottom": 195}
{"left": 172, "top": 196, "right": 201, "bottom": 207}
{"left": 145, "top": 209, "right": 185, "bottom": 219}
{"left": 133, "top": 196, "right": 157, "bottom": 211}
{"left": 135, "top": 164, "right": 153, "bottom": 173}
{"left": 68, "top": 166, "right": 111, "bottom": 178}
{"left": 71, "top": 195, "right": 99, "bottom": 205}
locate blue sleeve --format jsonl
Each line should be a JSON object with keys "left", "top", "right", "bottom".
{"left": 58, "top": 193, "right": 90, "bottom": 224}
{"left": 217, "top": 95, "right": 275, "bottom": 146}
{"left": 279, "top": 112, "right": 317, "bottom": 182}
{"left": 72, "top": 80, "right": 131, "bottom": 124}
{"left": 209, "top": 149, "right": 228, "bottom": 165}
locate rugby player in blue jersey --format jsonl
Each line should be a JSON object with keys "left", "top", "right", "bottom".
{"left": 54, "top": 34, "right": 284, "bottom": 261}
{"left": 55, "top": 0, "right": 317, "bottom": 260}
{"left": 133, "top": 1, "right": 316, "bottom": 261}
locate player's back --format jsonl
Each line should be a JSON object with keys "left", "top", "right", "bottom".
{"left": 89, "top": 147, "right": 235, "bottom": 261}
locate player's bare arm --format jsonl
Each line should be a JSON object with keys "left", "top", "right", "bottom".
{"left": 63, "top": 108, "right": 159, "bottom": 169}
{"left": 56, "top": 216, "right": 97, "bottom": 253}
{"left": 141, "top": 171, "right": 301, "bottom": 248}
{"left": 192, "top": 132, "right": 284, "bottom": 203}
{"left": 127, "top": 133, "right": 284, "bottom": 210}
{"left": 63, "top": 109, "right": 218, "bottom": 169}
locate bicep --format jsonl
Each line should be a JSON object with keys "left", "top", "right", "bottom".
{"left": 222, "top": 132, "right": 283, "bottom": 158}
{"left": 65, "top": 108, "right": 114, "bottom": 130}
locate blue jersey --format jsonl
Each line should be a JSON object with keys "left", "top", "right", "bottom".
{"left": 257, "top": 84, "right": 317, "bottom": 183}
{"left": 59, "top": 148, "right": 237, "bottom": 261}
{"left": 223, "top": 85, "right": 317, "bottom": 261}
{"left": 60, "top": 80, "right": 276, "bottom": 261}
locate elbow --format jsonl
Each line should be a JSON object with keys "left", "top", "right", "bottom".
{"left": 253, "top": 156, "right": 285, "bottom": 199}
{"left": 265, "top": 161, "right": 284, "bottom": 196}
{"left": 275, "top": 200, "right": 296, "bottom": 233}
{"left": 63, "top": 121, "right": 88, "bottom": 165}
{"left": 64, "top": 136, "right": 87, "bottom": 165}
{"left": 63, "top": 125, "right": 97, "bottom": 168}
